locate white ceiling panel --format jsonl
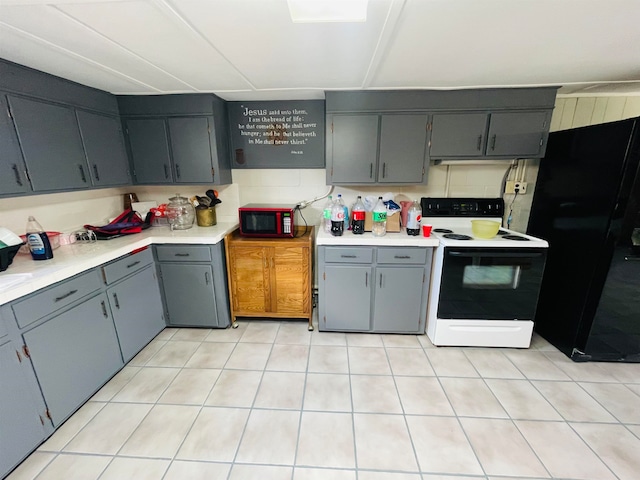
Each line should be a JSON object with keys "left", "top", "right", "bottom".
{"left": 0, "top": 24, "right": 153, "bottom": 93}
{"left": 56, "top": 0, "right": 254, "bottom": 91}
{"left": 169, "top": 0, "right": 394, "bottom": 89}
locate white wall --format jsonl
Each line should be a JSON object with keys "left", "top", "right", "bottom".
{"left": 2, "top": 95, "right": 639, "bottom": 237}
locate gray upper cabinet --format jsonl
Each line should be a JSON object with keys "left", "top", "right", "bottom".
{"left": 8, "top": 95, "right": 90, "bottom": 192}
{"left": 125, "top": 118, "right": 173, "bottom": 184}
{"left": 0, "top": 95, "right": 31, "bottom": 195}
{"left": 76, "top": 110, "right": 130, "bottom": 187}
{"left": 118, "top": 94, "right": 232, "bottom": 186}
{"left": 327, "top": 113, "right": 428, "bottom": 185}
{"left": 430, "top": 109, "right": 551, "bottom": 159}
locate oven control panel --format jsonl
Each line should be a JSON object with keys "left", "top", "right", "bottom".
{"left": 421, "top": 198, "right": 504, "bottom": 217}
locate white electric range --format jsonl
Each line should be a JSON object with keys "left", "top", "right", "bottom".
{"left": 422, "top": 197, "right": 548, "bottom": 348}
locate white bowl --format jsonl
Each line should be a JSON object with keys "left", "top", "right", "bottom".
{"left": 0, "top": 227, "right": 23, "bottom": 247}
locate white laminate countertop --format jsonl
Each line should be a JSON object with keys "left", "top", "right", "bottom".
{"left": 0, "top": 223, "right": 238, "bottom": 306}
{"left": 316, "top": 227, "right": 440, "bottom": 247}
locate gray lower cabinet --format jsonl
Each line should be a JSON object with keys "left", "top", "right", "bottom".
{"left": 102, "top": 249, "right": 165, "bottom": 363}
{"left": 327, "top": 113, "right": 429, "bottom": 185}
{"left": 0, "top": 94, "right": 31, "bottom": 195}
{"left": 7, "top": 95, "right": 91, "bottom": 192}
{"left": 318, "top": 246, "right": 432, "bottom": 333}
{"left": 76, "top": 110, "right": 130, "bottom": 187}
{"left": 430, "top": 110, "right": 551, "bottom": 159}
{"left": 22, "top": 293, "right": 123, "bottom": 427}
{"left": 0, "top": 336, "right": 49, "bottom": 479}
{"left": 155, "top": 244, "right": 231, "bottom": 328}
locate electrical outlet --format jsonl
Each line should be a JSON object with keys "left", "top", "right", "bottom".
{"left": 505, "top": 181, "right": 527, "bottom": 194}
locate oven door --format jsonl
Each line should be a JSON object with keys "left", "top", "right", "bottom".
{"left": 437, "top": 247, "right": 547, "bottom": 320}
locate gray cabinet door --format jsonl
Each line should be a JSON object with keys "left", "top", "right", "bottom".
{"left": 107, "top": 266, "right": 165, "bottom": 363}
{"left": 0, "top": 340, "right": 48, "bottom": 478}
{"left": 328, "top": 115, "right": 379, "bottom": 184}
{"left": 168, "top": 117, "right": 215, "bottom": 183}
{"left": 322, "top": 265, "right": 371, "bottom": 331}
{"left": 430, "top": 113, "right": 489, "bottom": 157}
{"left": 372, "top": 266, "right": 425, "bottom": 333}
{"left": 125, "top": 118, "right": 172, "bottom": 184}
{"left": 0, "top": 95, "right": 31, "bottom": 195}
{"left": 76, "top": 110, "right": 130, "bottom": 187}
{"left": 159, "top": 263, "right": 220, "bottom": 327}
{"left": 486, "top": 110, "right": 550, "bottom": 157}
{"left": 378, "top": 114, "right": 428, "bottom": 183}
{"left": 22, "top": 294, "right": 123, "bottom": 426}
{"left": 8, "top": 95, "right": 90, "bottom": 191}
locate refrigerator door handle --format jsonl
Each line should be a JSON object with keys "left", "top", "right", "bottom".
{"left": 624, "top": 255, "right": 640, "bottom": 261}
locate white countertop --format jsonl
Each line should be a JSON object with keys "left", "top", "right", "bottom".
{"left": 316, "top": 227, "right": 440, "bottom": 247}
{"left": 0, "top": 223, "right": 238, "bottom": 306}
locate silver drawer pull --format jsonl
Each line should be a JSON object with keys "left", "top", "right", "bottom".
{"left": 126, "top": 260, "right": 140, "bottom": 268}
{"left": 394, "top": 255, "right": 411, "bottom": 259}
{"left": 340, "top": 254, "right": 356, "bottom": 258}
{"left": 54, "top": 290, "right": 78, "bottom": 302}
{"left": 112, "top": 293, "right": 120, "bottom": 309}
{"left": 175, "top": 253, "right": 190, "bottom": 257}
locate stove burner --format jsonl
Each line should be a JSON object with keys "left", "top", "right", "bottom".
{"left": 443, "top": 233, "right": 473, "bottom": 240}
{"left": 502, "top": 234, "right": 530, "bottom": 241}
{"left": 434, "top": 228, "right": 453, "bottom": 233}
{"left": 497, "top": 229, "right": 510, "bottom": 235}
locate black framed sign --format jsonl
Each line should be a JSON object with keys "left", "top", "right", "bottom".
{"left": 228, "top": 100, "right": 325, "bottom": 168}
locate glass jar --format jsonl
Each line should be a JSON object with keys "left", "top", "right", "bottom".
{"left": 166, "top": 193, "right": 195, "bottom": 230}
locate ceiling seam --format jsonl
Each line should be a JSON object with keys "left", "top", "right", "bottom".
{"left": 159, "top": 0, "right": 259, "bottom": 92}
{"left": 0, "top": 19, "right": 165, "bottom": 93}
{"left": 49, "top": 3, "right": 200, "bottom": 92}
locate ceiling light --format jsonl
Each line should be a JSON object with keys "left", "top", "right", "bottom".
{"left": 287, "top": 0, "right": 368, "bottom": 23}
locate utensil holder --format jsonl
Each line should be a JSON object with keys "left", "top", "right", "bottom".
{"left": 196, "top": 207, "right": 217, "bottom": 227}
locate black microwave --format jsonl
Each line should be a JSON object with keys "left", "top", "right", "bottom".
{"left": 238, "top": 204, "right": 295, "bottom": 238}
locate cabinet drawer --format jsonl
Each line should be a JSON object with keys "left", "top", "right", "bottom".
{"left": 324, "top": 247, "right": 373, "bottom": 264}
{"left": 12, "top": 270, "right": 102, "bottom": 329}
{"left": 101, "top": 248, "right": 153, "bottom": 285}
{"left": 155, "top": 245, "right": 212, "bottom": 262}
{"left": 377, "top": 247, "right": 428, "bottom": 265}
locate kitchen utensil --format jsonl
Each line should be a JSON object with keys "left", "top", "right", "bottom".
{"left": 196, "top": 195, "right": 211, "bottom": 207}
{"left": 471, "top": 220, "right": 500, "bottom": 238}
{"left": 166, "top": 193, "right": 195, "bottom": 230}
{"left": 206, "top": 189, "right": 222, "bottom": 205}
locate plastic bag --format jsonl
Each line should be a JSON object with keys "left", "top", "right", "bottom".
{"left": 84, "top": 209, "right": 151, "bottom": 239}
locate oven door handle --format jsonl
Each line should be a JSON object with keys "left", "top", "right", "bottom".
{"left": 448, "top": 251, "right": 545, "bottom": 258}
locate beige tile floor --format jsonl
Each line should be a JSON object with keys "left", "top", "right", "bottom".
{"left": 7, "top": 318, "right": 640, "bottom": 480}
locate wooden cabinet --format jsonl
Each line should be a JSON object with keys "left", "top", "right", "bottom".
{"left": 326, "top": 113, "right": 429, "bottom": 185}
{"left": 0, "top": 94, "right": 31, "bottom": 195}
{"left": 76, "top": 110, "right": 130, "bottom": 187}
{"left": 0, "top": 334, "right": 49, "bottom": 479}
{"left": 429, "top": 110, "right": 552, "bottom": 159}
{"left": 155, "top": 244, "right": 231, "bottom": 328}
{"left": 318, "top": 245, "right": 432, "bottom": 333}
{"left": 225, "top": 227, "right": 314, "bottom": 330}
{"left": 102, "top": 249, "right": 165, "bottom": 362}
{"left": 118, "top": 94, "right": 232, "bottom": 186}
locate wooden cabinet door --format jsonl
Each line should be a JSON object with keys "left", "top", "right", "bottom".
{"left": 8, "top": 95, "right": 90, "bottom": 191}
{"left": 0, "top": 95, "right": 31, "bottom": 195}
{"left": 487, "top": 110, "right": 550, "bottom": 157}
{"left": 228, "top": 246, "right": 270, "bottom": 315}
{"left": 328, "top": 114, "right": 379, "bottom": 184}
{"left": 430, "top": 113, "right": 489, "bottom": 158}
{"left": 378, "top": 114, "right": 428, "bottom": 183}
{"left": 0, "top": 340, "right": 48, "bottom": 478}
{"left": 168, "top": 116, "right": 215, "bottom": 183}
{"left": 125, "top": 118, "right": 172, "bottom": 184}
{"left": 270, "top": 245, "right": 310, "bottom": 315}
{"left": 76, "top": 110, "right": 130, "bottom": 187}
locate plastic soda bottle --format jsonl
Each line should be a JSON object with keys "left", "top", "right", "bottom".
{"left": 330, "top": 198, "right": 345, "bottom": 236}
{"left": 351, "top": 196, "right": 366, "bottom": 234}
{"left": 406, "top": 200, "right": 421, "bottom": 236}
{"left": 323, "top": 195, "right": 333, "bottom": 233}
{"left": 372, "top": 197, "right": 387, "bottom": 237}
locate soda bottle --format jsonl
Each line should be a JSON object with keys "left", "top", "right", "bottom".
{"left": 322, "top": 195, "right": 333, "bottom": 233}
{"left": 406, "top": 200, "right": 421, "bottom": 236}
{"left": 351, "top": 195, "right": 365, "bottom": 234}
{"left": 26, "top": 216, "right": 54, "bottom": 260}
{"left": 330, "top": 197, "right": 345, "bottom": 236}
{"left": 337, "top": 194, "right": 349, "bottom": 230}
{"left": 372, "top": 197, "right": 387, "bottom": 237}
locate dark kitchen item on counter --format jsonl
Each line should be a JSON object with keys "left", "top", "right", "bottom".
{"left": 0, "top": 243, "right": 24, "bottom": 272}
{"left": 85, "top": 209, "right": 151, "bottom": 239}
{"left": 206, "top": 189, "right": 222, "bottom": 206}
{"left": 527, "top": 116, "right": 640, "bottom": 363}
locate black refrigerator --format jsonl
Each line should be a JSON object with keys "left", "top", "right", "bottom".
{"left": 527, "top": 116, "right": 640, "bottom": 362}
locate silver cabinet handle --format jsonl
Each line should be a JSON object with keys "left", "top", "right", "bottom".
{"left": 78, "top": 164, "right": 87, "bottom": 183}
{"left": 112, "top": 292, "right": 120, "bottom": 309}
{"left": 127, "top": 260, "right": 140, "bottom": 268}
{"left": 101, "top": 300, "right": 108, "bottom": 318}
{"left": 176, "top": 164, "right": 181, "bottom": 179}
{"left": 365, "top": 271, "right": 368, "bottom": 287}
{"left": 490, "top": 134, "right": 497, "bottom": 151}
{"left": 379, "top": 273, "right": 383, "bottom": 288}
{"left": 476, "top": 135, "right": 482, "bottom": 151}
{"left": 175, "top": 253, "right": 190, "bottom": 257}
{"left": 163, "top": 164, "right": 169, "bottom": 179}
{"left": 205, "top": 272, "right": 210, "bottom": 285}
{"left": 93, "top": 164, "right": 100, "bottom": 181}
{"left": 340, "top": 254, "right": 356, "bottom": 258}
{"left": 12, "top": 164, "right": 23, "bottom": 186}
{"left": 394, "top": 255, "right": 410, "bottom": 259}
{"left": 382, "top": 162, "right": 386, "bottom": 178}
{"left": 54, "top": 290, "right": 77, "bottom": 302}
{"left": 369, "top": 163, "right": 373, "bottom": 178}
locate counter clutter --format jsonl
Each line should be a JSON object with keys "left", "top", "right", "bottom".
{"left": 0, "top": 223, "right": 238, "bottom": 306}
